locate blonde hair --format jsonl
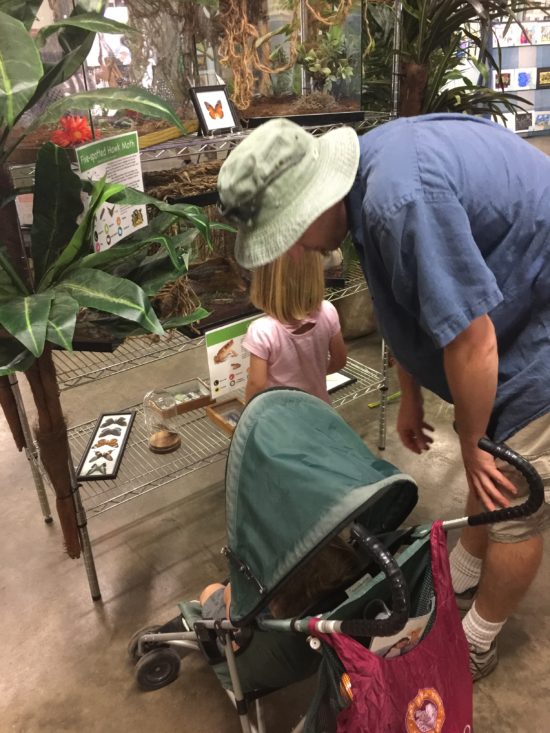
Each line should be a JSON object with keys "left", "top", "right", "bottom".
{"left": 250, "top": 249, "right": 325, "bottom": 324}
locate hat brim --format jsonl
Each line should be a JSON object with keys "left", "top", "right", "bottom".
{"left": 233, "top": 126, "right": 360, "bottom": 269}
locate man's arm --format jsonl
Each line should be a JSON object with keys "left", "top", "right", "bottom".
{"left": 443, "top": 314, "right": 516, "bottom": 510}
{"left": 396, "top": 364, "right": 434, "bottom": 453}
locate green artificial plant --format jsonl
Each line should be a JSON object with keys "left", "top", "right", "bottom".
{"left": 0, "top": 1, "right": 225, "bottom": 558}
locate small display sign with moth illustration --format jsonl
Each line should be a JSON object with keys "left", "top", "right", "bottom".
{"left": 76, "top": 412, "right": 135, "bottom": 481}
{"left": 75, "top": 131, "right": 147, "bottom": 252}
{"left": 205, "top": 314, "right": 260, "bottom": 399}
{"left": 189, "top": 84, "right": 241, "bottom": 136}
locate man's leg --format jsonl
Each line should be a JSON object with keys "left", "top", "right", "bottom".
{"left": 475, "top": 534, "right": 543, "bottom": 623}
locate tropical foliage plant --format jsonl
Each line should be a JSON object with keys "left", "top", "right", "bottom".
{"left": 363, "top": 0, "right": 547, "bottom": 118}
{"left": 0, "top": 0, "right": 223, "bottom": 558}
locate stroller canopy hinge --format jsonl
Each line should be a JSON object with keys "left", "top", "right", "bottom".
{"left": 222, "top": 546, "right": 268, "bottom": 596}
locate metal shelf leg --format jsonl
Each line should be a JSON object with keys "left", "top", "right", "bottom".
{"left": 378, "top": 340, "right": 389, "bottom": 451}
{"left": 68, "top": 457, "right": 102, "bottom": 602}
{"left": 8, "top": 374, "right": 52, "bottom": 522}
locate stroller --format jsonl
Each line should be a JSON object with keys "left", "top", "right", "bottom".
{"left": 128, "top": 389, "right": 543, "bottom": 732}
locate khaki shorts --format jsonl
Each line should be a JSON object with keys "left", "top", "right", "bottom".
{"left": 489, "top": 412, "right": 550, "bottom": 543}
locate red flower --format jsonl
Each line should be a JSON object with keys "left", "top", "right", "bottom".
{"left": 50, "top": 115, "right": 97, "bottom": 147}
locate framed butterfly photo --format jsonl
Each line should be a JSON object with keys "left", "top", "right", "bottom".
{"left": 190, "top": 85, "right": 241, "bottom": 136}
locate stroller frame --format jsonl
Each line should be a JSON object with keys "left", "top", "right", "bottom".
{"left": 129, "top": 433, "right": 544, "bottom": 733}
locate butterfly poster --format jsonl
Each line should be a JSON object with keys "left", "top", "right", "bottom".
{"left": 190, "top": 85, "right": 240, "bottom": 136}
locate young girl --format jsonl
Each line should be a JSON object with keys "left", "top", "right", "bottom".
{"left": 243, "top": 249, "right": 347, "bottom": 404}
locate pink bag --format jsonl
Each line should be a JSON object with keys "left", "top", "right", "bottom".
{"left": 319, "top": 522, "right": 473, "bottom": 733}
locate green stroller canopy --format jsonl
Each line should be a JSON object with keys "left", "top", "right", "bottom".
{"left": 224, "top": 389, "right": 418, "bottom": 625}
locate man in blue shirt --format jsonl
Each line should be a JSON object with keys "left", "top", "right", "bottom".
{"left": 218, "top": 114, "right": 550, "bottom": 680}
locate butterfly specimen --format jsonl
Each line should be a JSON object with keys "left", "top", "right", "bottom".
{"left": 94, "top": 450, "right": 114, "bottom": 461}
{"left": 204, "top": 100, "right": 224, "bottom": 120}
{"left": 94, "top": 438, "right": 119, "bottom": 449}
{"left": 101, "top": 417, "right": 128, "bottom": 427}
{"left": 99, "top": 427, "right": 122, "bottom": 438}
{"left": 85, "top": 462, "right": 107, "bottom": 476}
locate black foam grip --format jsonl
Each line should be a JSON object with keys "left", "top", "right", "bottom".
{"left": 468, "top": 438, "right": 545, "bottom": 527}
{"left": 341, "top": 527, "right": 409, "bottom": 638}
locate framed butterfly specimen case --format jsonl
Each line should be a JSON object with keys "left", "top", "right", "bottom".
{"left": 76, "top": 412, "right": 135, "bottom": 481}
{"left": 189, "top": 84, "right": 241, "bottom": 136}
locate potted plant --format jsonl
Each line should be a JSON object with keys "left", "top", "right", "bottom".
{"left": 0, "top": 1, "right": 226, "bottom": 558}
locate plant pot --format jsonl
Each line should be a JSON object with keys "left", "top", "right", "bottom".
{"left": 333, "top": 289, "right": 377, "bottom": 340}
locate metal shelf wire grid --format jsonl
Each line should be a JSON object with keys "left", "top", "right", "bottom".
{"left": 68, "top": 405, "right": 230, "bottom": 517}
{"left": 62, "top": 357, "right": 381, "bottom": 517}
{"left": 330, "top": 357, "right": 383, "bottom": 409}
{"left": 52, "top": 263, "right": 367, "bottom": 391}
{"left": 325, "top": 261, "right": 367, "bottom": 303}
{"left": 53, "top": 331, "right": 204, "bottom": 391}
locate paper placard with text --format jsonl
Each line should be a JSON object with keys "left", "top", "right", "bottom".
{"left": 75, "top": 131, "right": 147, "bottom": 252}
{"left": 205, "top": 315, "right": 260, "bottom": 398}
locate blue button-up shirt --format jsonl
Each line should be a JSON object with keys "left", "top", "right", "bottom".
{"left": 347, "top": 113, "right": 550, "bottom": 441}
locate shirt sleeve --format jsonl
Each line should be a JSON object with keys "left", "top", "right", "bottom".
{"left": 242, "top": 318, "right": 271, "bottom": 361}
{"left": 321, "top": 300, "right": 342, "bottom": 338}
{"left": 369, "top": 194, "right": 504, "bottom": 348}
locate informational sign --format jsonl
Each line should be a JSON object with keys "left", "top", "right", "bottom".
{"left": 75, "top": 131, "right": 147, "bottom": 252}
{"left": 205, "top": 314, "right": 260, "bottom": 398}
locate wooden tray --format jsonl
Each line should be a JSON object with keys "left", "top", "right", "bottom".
{"left": 205, "top": 397, "right": 245, "bottom": 436}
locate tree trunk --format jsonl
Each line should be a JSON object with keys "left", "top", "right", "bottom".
{"left": 1, "top": 165, "right": 80, "bottom": 557}
{"left": 25, "top": 348, "right": 81, "bottom": 558}
{"left": 399, "top": 61, "right": 429, "bottom": 117}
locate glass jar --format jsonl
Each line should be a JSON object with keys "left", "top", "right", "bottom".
{"left": 143, "top": 389, "right": 181, "bottom": 454}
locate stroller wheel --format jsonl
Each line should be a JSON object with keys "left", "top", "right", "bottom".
{"left": 135, "top": 648, "right": 181, "bottom": 691}
{"left": 127, "top": 625, "right": 163, "bottom": 663}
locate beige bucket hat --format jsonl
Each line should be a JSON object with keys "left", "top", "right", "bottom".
{"left": 217, "top": 118, "right": 360, "bottom": 269}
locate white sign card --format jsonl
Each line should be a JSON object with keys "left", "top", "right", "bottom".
{"left": 205, "top": 314, "right": 260, "bottom": 398}
{"left": 75, "top": 131, "right": 147, "bottom": 252}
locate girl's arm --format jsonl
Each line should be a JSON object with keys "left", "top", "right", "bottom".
{"left": 245, "top": 353, "right": 268, "bottom": 402}
{"left": 327, "top": 330, "right": 347, "bottom": 374}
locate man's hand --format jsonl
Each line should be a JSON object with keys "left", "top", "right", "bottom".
{"left": 461, "top": 442, "right": 517, "bottom": 511}
{"left": 396, "top": 395, "right": 434, "bottom": 454}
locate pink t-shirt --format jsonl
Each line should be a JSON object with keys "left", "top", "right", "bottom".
{"left": 242, "top": 300, "right": 341, "bottom": 403}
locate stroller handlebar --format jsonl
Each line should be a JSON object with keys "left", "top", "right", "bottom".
{"left": 466, "top": 437, "right": 545, "bottom": 527}
{"left": 337, "top": 525, "right": 409, "bottom": 638}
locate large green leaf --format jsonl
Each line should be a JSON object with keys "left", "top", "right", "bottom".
{"left": 109, "top": 188, "right": 215, "bottom": 244}
{"left": 0, "top": 293, "right": 53, "bottom": 357}
{"left": 0, "top": 338, "right": 35, "bottom": 375}
{"left": 30, "top": 88, "right": 187, "bottom": 135}
{"left": 46, "top": 292, "right": 79, "bottom": 351}
{"left": 35, "top": 14, "right": 134, "bottom": 48}
{"left": 78, "top": 228, "right": 197, "bottom": 277}
{"left": 38, "top": 179, "right": 125, "bottom": 290}
{"left": 162, "top": 308, "right": 211, "bottom": 328}
{"left": 0, "top": 1, "right": 41, "bottom": 29}
{"left": 59, "top": 269, "right": 164, "bottom": 335}
{"left": 31, "top": 143, "right": 84, "bottom": 285}
{"left": 0, "top": 11, "right": 43, "bottom": 127}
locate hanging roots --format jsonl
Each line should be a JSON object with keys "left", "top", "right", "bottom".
{"left": 305, "top": 0, "right": 354, "bottom": 26}
{"left": 219, "top": 0, "right": 300, "bottom": 109}
{"left": 151, "top": 276, "right": 201, "bottom": 321}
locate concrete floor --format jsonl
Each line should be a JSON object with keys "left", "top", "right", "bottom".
{"left": 1, "top": 333, "right": 549, "bottom": 732}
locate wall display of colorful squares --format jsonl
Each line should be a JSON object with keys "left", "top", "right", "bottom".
{"left": 491, "top": 17, "right": 550, "bottom": 133}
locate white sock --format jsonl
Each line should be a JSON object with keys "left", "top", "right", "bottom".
{"left": 449, "top": 539, "right": 483, "bottom": 593}
{"left": 462, "top": 601, "right": 506, "bottom": 652}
